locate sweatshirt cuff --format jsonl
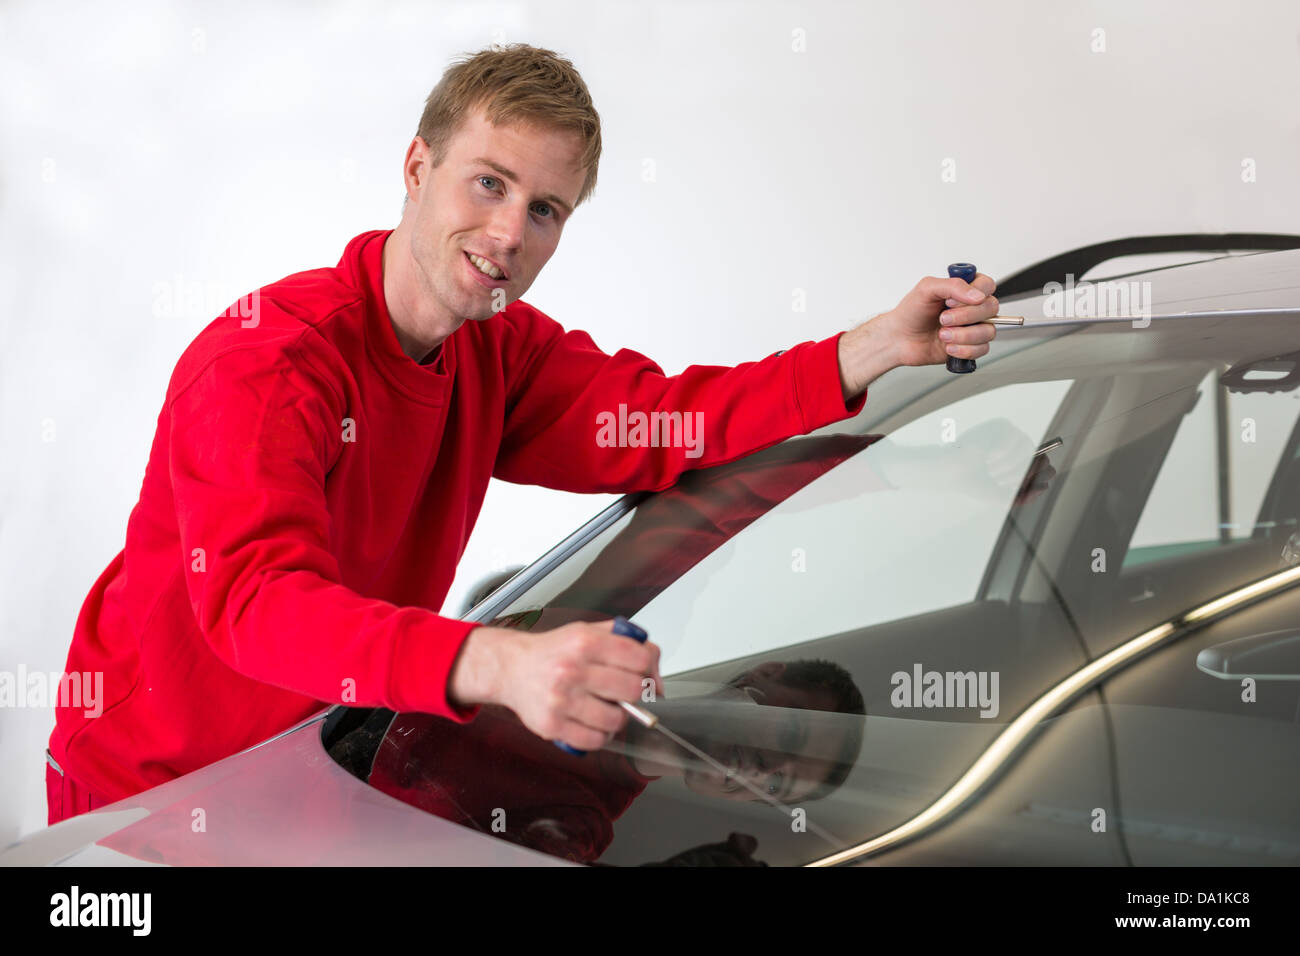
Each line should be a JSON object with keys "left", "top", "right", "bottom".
{"left": 791, "top": 331, "right": 869, "bottom": 432}
{"left": 389, "top": 615, "right": 483, "bottom": 722}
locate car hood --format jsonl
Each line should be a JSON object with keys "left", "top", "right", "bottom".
{"left": 1, "top": 712, "right": 572, "bottom": 866}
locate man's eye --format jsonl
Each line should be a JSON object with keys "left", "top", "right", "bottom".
{"left": 478, "top": 176, "right": 553, "bottom": 219}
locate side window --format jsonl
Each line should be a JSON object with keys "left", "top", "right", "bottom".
{"left": 1125, "top": 370, "right": 1300, "bottom": 568}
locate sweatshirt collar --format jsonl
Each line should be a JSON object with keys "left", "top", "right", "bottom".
{"left": 343, "top": 228, "right": 455, "bottom": 405}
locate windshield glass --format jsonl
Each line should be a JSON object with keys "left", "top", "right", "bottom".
{"left": 334, "top": 313, "right": 1300, "bottom": 866}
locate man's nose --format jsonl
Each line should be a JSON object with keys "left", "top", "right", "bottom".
{"left": 486, "top": 200, "right": 528, "bottom": 252}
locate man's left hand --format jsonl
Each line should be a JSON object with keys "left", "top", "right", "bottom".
{"left": 837, "top": 271, "right": 1000, "bottom": 400}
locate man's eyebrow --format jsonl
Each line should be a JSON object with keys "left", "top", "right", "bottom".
{"left": 470, "top": 156, "right": 574, "bottom": 217}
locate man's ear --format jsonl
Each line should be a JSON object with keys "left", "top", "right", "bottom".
{"left": 753, "top": 661, "right": 786, "bottom": 680}
{"left": 403, "top": 135, "right": 432, "bottom": 198}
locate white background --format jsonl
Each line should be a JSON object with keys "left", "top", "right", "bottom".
{"left": 2, "top": 0, "right": 1297, "bottom": 843}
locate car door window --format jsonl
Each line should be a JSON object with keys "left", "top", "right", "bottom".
{"left": 1125, "top": 368, "right": 1300, "bottom": 568}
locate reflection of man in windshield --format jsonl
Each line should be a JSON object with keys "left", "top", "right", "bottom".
{"left": 361, "top": 653, "right": 863, "bottom": 864}
{"left": 625, "top": 659, "right": 864, "bottom": 805}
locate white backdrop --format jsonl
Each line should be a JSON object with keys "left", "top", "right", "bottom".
{"left": 2, "top": 0, "right": 1297, "bottom": 843}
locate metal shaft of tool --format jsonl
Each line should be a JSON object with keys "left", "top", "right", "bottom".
{"left": 621, "top": 701, "right": 844, "bottom": 848}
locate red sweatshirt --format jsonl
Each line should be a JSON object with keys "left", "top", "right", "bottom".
{"left": 50, "top": 228, "right": 868, "bottom": 803}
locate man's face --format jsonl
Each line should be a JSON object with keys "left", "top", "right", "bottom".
{"left": 681, "top": 670, "right": 850, "bottom": 804}
{"left": 401, "top": 104, "right": 585, "bottom": 328}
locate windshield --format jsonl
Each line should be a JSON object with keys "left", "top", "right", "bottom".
{"left": 332, "top": 313, "right": 1300, "bottom": 866}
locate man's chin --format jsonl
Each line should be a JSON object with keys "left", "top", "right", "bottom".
{"left": 471, "top": 304, "right": 511, "bottom": 321}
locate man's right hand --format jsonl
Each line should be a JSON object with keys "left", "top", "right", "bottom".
{"left": 447, "top": 620, "right": 663, "bottom": 752}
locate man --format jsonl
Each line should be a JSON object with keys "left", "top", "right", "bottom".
{"left": 47, "top": 43, "right": 997, "bottom": 825}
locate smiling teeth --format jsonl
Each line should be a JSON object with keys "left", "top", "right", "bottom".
{"left": 468, "top": 254, "right": 504, "bottom": 279}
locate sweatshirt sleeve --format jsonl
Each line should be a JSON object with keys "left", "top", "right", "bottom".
{"left": 168, "top": 339, "right": 481, "bottom": 723}
{"left": 493, "top": 307, "right": 869, "bottom": 494}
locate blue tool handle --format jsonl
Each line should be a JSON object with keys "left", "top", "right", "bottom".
{"left": 555, "top": 615, "right": 648, "bottom": 757}
{"left": 946, "top": 262, "right": 978, "bottom": 374}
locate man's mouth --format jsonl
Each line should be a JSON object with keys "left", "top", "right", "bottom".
{"left": 465, "top": 251, "right": 508, "bottom": 281}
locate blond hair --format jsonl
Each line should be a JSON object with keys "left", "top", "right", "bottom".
{"left": 411, "top": 43, "right": 602, "bottom": 210}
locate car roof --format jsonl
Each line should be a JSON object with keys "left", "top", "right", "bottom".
{"left": 1006, "top": 247, "right": 1300, "bottom": 324}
